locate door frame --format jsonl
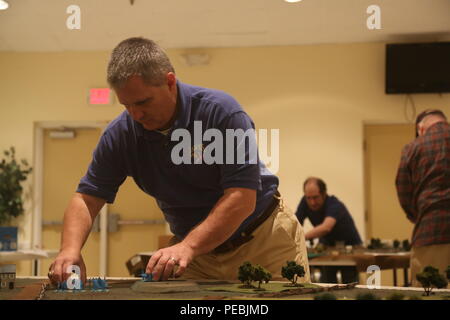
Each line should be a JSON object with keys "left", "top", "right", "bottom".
{"left": 32, "top": 121, "right": 109, "bottom": 276}
{"left": 362, "top": 120, "right": 414, "bottom": 240}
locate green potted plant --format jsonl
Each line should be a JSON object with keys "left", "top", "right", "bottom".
{"left": 0, "top": 146, "right": 32, "bottom": 251}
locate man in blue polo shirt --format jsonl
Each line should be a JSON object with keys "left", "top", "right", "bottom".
{"left": 295, "top": 177, "right": 362, "bottom": 283}
{"left": 48, "top": 37, "right": 310, "bottom": 284}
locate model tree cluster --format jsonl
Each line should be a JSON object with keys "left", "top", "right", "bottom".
{"left": 281, "top": 261, "right": 305, "bottom": 286}
{"left": 402, "top": 239, "right": 411, "bottom": 251}
{"left": 367, "top": 238, "right": 383, "bottom": 249}
{"left": 393, "top": 239, "right": 400, "bottom": 249}
{"left": 237, "top": 261, "right": 272, "bottom": 289}
{"left": 367, "top": 238, "right": 410, "bottom": 251}
{"left": 394, "top": 239, "right": 411, "bottom": 251}
{"left": 416, "top": 266, "right": 448, "bottom": 296}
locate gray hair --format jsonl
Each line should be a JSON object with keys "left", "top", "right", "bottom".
{"left": 415, "top": 109, "right": 447, "bottom": 137}
{"left": 107, "top": 37, "right": 175, "bottom": 88}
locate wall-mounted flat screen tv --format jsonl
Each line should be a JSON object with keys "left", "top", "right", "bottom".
{"left": 386, "top": 42, "right": 450, "bottom": 94}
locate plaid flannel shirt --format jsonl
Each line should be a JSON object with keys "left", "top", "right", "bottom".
{"left": 395, "top": 121, "right": 450, "bottom": 247}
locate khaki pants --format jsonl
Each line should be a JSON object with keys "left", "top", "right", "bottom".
{"left": 172, "top": 201, "right": 311, "bottom": 282}
{"left": 410, "top": 243, "right": 450, "bottom": 287}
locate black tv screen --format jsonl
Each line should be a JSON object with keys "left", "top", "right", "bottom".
{"left": 386, "top": 42, "right": 450, "bottom": 94}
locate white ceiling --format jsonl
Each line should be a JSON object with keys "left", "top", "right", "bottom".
{"left": 0, "top": 0, "right": 449, "bottom": 51}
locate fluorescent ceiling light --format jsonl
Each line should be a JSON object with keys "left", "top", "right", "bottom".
{"left": 0, "top": 0, "right": 9, "bottom": 10}
{"left": 285, "top": 0, "right": 302, "bottom": 3}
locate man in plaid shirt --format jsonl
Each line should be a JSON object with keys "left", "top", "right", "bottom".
{"left": 395, "top": 109, "right": 450, "bottom": 287}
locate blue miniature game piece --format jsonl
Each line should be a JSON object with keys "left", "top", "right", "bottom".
{"left": 98, "top": 277, "right": 107, "bottom": 290}
{"left": 56, "top": 277, "right": 83, "bottom": 291}
{"left": 91, "top": 278, "right": 98, "bottom": 290}
{"left": 57, "top": 281, "right": 68, "bottom": 291}
{"left": 140, "top": 273, "right": 154, "bottom": 282}
{"left": 91, "top": 277, "right": 108, "bottom": 291}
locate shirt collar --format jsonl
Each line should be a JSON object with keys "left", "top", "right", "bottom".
{"left": 171, "top": 80, "right": 191, "bottom": 130}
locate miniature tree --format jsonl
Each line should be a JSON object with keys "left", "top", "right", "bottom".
{"left": 402, "top": 239, "right": 411, "bottom": 251}
{"left": 281, "top": 261, "right": 305, "bottom": 286}
{"left": 252, "top": 265, "right": 272, "bottom": 290}
{"left": 416, "top": 266, "right": 448, "bottom": 296}
{"left": 393, "top": 239, "right": 400, "bottom": 249}
{"left": 238, "top": 261, "right": 255, "bottom": 287}
{"left": 367, "top": 238, "right": 382, "bottom": 250}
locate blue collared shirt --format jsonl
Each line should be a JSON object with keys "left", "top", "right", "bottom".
{"left": 77, "top": 81, "right": 279, "bottom": 241}
{"left": 295, "top": 195, "right": 362, "bottom": 246}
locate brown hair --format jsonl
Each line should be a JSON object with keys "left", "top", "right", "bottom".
{"left": 303, "top": 177, "right": 327, "bottom": 195}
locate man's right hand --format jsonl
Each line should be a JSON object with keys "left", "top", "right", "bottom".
{"left": 48, "top": 193, "right": 104, "bottom": 287}
{"left": 48, "top": 250, "right": 87, "bottom": 287}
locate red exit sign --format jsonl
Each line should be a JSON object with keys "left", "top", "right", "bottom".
{"left": 89, "top": 88, "right": 112, "bottom": 105}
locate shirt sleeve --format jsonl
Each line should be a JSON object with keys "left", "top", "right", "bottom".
{"left": 395, "top": 143, "right": 416, "bottom": 222}
{"left": 216, "top": 111, "right": 261, "bottom": 191}
{"left": 324, "top": 200, "right": 344, "bottom": 221}
{"left": 76, "top": 130, "right": 127, "bottom": 203}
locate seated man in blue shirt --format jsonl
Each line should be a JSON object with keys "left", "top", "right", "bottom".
{"left": 48, "top": 37, "right": 310, "bottom": 284}
{"left": 295, "top": 177, "right": 362, "bottom": 283}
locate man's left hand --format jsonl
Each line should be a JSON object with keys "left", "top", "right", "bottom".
{"left": 145, "top": 242, "right": 195, "bottom": 280}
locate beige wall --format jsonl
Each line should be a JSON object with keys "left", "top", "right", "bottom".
{"left": 364, "top": 124, "right": 415, "bottom": 241}
{"left": 1, "top": 43, "right": 450, "bottom": 268}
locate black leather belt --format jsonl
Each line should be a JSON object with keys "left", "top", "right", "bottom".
{"left": 213, "top": 190, "right": 281, "bottom": 254}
